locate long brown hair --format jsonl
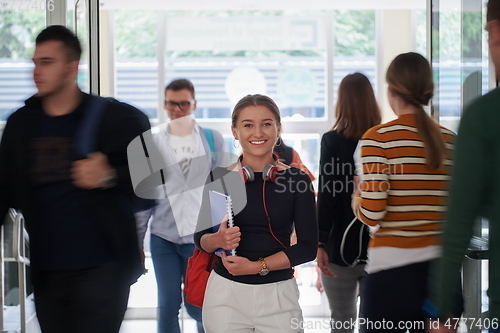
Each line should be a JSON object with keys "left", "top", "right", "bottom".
{"left": 333, "top": 72, "right": 381, "bottom": 140}
{"left": 386, "top": 52, "right": 445, "bottom": 169}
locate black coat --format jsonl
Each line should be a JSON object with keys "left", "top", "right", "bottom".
{"left": 0, "top": 92, "right": 150, "bottom": 283}
{"left": 317, "top": 130, "right": 369, "bottom": 267}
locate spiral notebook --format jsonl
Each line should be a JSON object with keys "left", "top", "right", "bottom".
{"left": 209, "top": 190, "right": 236, "bottom": 256}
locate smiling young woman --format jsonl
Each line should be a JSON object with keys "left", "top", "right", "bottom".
{"left": 194, "top": 94, "right": 318, "bottom": 333}
{"left": 232, "top": 104, "right": 280, "bottom": 169}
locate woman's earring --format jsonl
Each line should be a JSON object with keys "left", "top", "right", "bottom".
{"left": 275, "top": 137, "right": 282, "bottom": 147}
{"left": 233, "top": 139, "right": 240, "bottom": 148}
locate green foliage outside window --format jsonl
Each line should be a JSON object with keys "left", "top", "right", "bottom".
{"left": 3, "top": 9, "right": 485, "bottom": 61}
{"left": 115, "top": 10, "right": 376, "bottom": 59}
{"left": 0, "top": 11, "right": 45, "bottom": 59}
{"left": 334, "top": 10, "right": 375, "bottom": 56}
{"left": 422, "top": 9, "right": 486, "bottom": 60}
{"left": 114, "top": 10, "right": 157, "bottom": 59}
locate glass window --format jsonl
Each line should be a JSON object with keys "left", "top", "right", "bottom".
{"left": 416, "top": 9, "right": 427, "bottom": 56}
{"left": 164, "top": 10, "right": 327, "bottom": 121}
{"left": 114, "top": 10, "right": 158, "bottom": 119}
{"left": 0, "top": 10, "right": 46, "bottom": 121}
{"left": 432, "top": 0, "right": 489, "bottom": 132}
{"left": 333, "top": 10, "right": 377, "bottom": 101}
{"left": 68, "top": 0, "right": 89, "bottom": 93}
{"left": 432, "top": 0, "right": 490, "bottom": 321}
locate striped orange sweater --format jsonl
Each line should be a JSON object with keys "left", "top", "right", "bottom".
{"left": 356, "top": 114, "right": 455, "bottom": 272}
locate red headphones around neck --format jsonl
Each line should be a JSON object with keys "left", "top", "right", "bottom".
{"left": 237, "top": 154, "right": 287, "bottom": 250}
{"left": 238, "top": 154, "right": 278, "bottom": 183}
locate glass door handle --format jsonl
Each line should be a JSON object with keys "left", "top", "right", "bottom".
{"left": 9, "top": 209, "right": 30, "bottom": 266}
{"left": 8, "top": 208, "right": 29, "bottom": 333}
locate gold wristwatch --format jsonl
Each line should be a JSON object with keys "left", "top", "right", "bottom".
{"left": 258, "top": 257, "right": 269, "bottom": 276}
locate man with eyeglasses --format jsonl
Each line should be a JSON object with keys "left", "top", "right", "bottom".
{"left": 136, "top": 79, "right": 227, "bottom": 333}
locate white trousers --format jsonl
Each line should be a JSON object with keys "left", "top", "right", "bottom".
{"left": 202, "top": 271, "right": 304, "bottom": 333}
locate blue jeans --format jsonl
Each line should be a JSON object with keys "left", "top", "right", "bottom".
{"left": 150, "top": 234, "right": 204, "bottom": 333}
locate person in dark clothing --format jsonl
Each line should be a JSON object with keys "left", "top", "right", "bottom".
{"left": 431, "top": 1, "right": 500, "bottom": 331}
{"left": 317, "top": 73, "right": 381, "bottom": 333}
{"left": 274, "top": 139, "right": 315, "bottom": 181}
{"left": 0, "top": 25, "right": 150, "bottom": 333}
{"left": 194, "top": 94, "right": 318, "bottom": 333}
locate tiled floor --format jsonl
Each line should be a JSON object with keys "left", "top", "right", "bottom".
{"left": 120, "top": 256, "right": 332, "bottom": 333}
{"left": 120, "top": 320, "right": 157, "bottom": 333}
{"left": 119, "top": 318, "right": 199, "bottom": 333}
{"left": 119, "top": 317, "right": 332, "bottom": 333}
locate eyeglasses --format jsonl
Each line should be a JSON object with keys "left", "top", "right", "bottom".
{"left": 164, "top": 99, "right": 196, "bottom": 111}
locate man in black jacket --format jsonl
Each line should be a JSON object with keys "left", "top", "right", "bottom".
{"left": 0, "top": 25, "right": 150, "bottom": 333}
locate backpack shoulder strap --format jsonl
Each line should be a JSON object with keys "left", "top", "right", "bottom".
{"left": 74, "top": 95, "right": 111, "bottom": 158}
{"left": 201, "top": 127, "right": 217, "bottom": 167}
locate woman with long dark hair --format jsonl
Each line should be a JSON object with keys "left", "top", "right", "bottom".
{"left": 317, "top": 72, "right": 381, "bottom": 333}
